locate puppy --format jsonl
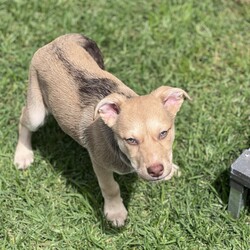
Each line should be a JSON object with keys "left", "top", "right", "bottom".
{"left": 14, "top": 34, "right": 190, "bottom": 227}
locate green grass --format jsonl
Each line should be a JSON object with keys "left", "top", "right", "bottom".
{"left": 0, "top": 0, "right": 250, "bottom": 249}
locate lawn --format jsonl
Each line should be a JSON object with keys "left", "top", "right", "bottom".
{"left": 0, "top": 0, "right": 250, "bottom": 249}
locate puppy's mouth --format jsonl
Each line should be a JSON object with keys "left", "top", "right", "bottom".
{"left": 150, "top": 171, "right": 173, "bottom": 182}
{"left": 150, "top": 175, "right": 169, "bottom": 182}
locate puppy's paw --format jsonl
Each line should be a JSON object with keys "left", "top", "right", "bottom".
{"left": 14, "top": 145, "right": 34, "bottom": 170}
{"left": 104, "top": 201, "right": 128, "bottom": 227}
{"left": 163, "top": 164, "right": 181, "bottom": 181}
{"left": 173, "top": 164, "right": 181, "bottom": 177}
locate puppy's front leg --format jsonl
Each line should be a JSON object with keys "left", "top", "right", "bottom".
{"left": 93, "top": 163, "right": 127, "bottom": 227}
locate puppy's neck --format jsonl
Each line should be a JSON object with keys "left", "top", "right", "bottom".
{"left": 83, "top": 119, "right": 134, "bottom": 174}
{"left": 102, "top": 124, "right": 134, "bottom": 174}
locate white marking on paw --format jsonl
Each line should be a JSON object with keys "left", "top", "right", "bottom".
{"left": 14, "top": 145, "right": 34, "bottom": 170}
{"left": 105, "top": 201, "right": 128, "bottom": 227}
{"left": 173, "top": 164, "right": 181, "bottom": 177}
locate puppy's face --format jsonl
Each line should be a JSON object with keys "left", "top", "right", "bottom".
{"left": 96, "top": 86, "right": 190, "bottom": 181}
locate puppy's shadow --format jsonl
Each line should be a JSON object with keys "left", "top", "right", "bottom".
{"left": 32, "top": 116, "right": 137, "bottom": 232}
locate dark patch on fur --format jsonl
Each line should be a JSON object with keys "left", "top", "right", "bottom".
{"left": 54, "top": 46, "right": 132, "bottom": 106}
{"left": 78, "top": 77, "right": 117, "bottom": 106}
{"left": 77, "top": 74, "right": 132, "bottom": 106}
{"left": 54, "top": 46, "right": 72, "bottom": 72}
{"left": 78, "top": 35, "right": 105, "bottom": 70}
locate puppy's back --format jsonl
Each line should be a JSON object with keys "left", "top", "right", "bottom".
{"left": 29, "top": 34, "right": 136, "bottom": 144}
{"left": 29, "top": 34, "right": 107, "bottom": 142}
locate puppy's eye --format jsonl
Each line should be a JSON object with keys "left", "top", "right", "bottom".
{"left": 159, "top": 130, "right": 168, "bottom": 140}
{"left": 125, "top": 138, "right": 138, "bottom": 145}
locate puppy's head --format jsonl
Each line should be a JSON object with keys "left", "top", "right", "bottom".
{"left": 95, "top": 86, "right": 190, "bottom": 181}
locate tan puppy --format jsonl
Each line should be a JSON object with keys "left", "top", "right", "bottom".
{"left": 14, "top": 34, "right": 190, "bottom": 227}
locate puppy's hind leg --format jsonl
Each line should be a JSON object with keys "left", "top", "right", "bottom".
{"left": 14, "top": 66, "right": 47, "bottom": 170}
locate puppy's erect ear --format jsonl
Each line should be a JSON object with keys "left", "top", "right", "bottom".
{"left": 152, "top": 86, "right": 191, "bottom": 116}
{"left": 94, "top": 93, "right": 127, "bottom": 127}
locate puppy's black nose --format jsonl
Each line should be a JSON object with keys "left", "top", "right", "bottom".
{"left": 147, "top": 164, "right": 164, "bottom": 177}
